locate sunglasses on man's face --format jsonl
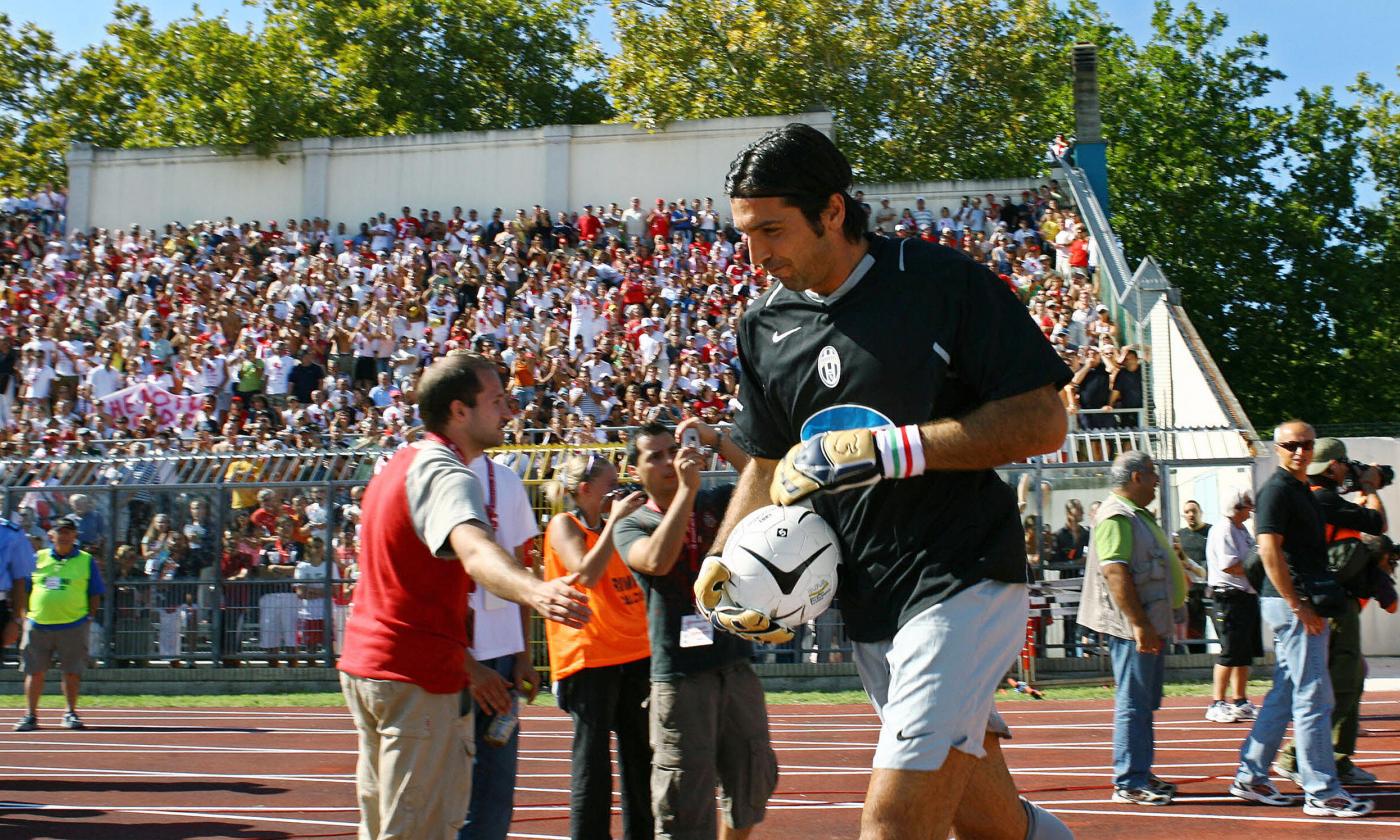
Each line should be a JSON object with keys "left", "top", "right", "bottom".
{"left": 1275, "top": 440, "right": 1315, "bottom": 453}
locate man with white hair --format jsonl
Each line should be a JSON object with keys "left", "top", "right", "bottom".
{"left": 1078, "top": 450, "right": 1186, "bottom": 805}
{"left": 1204, "top": 489, "right": 1260, "bottom": 723}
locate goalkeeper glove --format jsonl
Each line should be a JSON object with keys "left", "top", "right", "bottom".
{"left": 693, "top": 556, "right": 796, "bottom": 644}
{"left": 770, "top": 424, "right": 925, "bottom": 506}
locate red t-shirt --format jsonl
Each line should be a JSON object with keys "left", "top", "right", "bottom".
{"left": 1069, "top": 239, "right": 1089, "bottom": 268}
{"left": 339, "top": 444, "right": 476, "bottom": 694}
{"left": 647, "top": 211, "right": 670, "bottom": 240}
{"left": 578, "top": 214, "right": 602, "bottom": 242}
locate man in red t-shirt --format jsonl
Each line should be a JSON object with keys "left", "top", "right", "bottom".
{"left": 339, "top": 353, "right": 590, "bottom": 840}
{"left": 647, "top": 199, "right": 670, "bottom": 242}
{"left": 395, "top": 206, "right": 421, "bottom": 240}
{"left": 1069, "top": 229, "right": 1090, "bottom": 276}
{"left": 577, "top": 205, "right": 602, "bottom": 247}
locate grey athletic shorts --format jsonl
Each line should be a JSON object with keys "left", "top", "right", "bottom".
{"left": 853, "top": 579, "right": 1027, "bottom": 771}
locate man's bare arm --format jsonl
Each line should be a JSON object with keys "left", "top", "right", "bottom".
{"left": 917, "top": 384, "right": 1067, "bottom": 470}
{"left": 449, "top": 522, "right": 589, "bottom": 627}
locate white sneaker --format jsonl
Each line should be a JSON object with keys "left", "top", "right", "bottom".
{"left": 1232, "top": 699, "right": 1258, "bottom": 720}
{"left": 1273, "top": 763, "right": 1303, "bottom": 787}
{"left": 1303, "top": 791, "right": 1374, "bottom": 818}
{"left": 1229, "top": 779, "right": 1295, "bottom": 807}
{"left": 1205, "top": 701, "right": 1239, "bottom": 723}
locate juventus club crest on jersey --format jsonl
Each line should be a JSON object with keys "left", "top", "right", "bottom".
{"left": 817, "top": 346, "right": 841, "bottom": 388}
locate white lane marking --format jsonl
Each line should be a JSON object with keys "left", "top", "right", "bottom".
{"left": 1042, "top": 806, "right": 1400, "bottom": 828}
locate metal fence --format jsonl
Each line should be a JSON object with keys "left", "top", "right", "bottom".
{"left": 0, "top": 440, "right": 1257, "bottom": 683}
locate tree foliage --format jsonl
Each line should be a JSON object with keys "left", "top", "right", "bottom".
{"left": 605, "top": 0, "right": 1089, "bottom": 182}
{"left": 3, "top": 0, "right": 610, "bottom": 169}
{"left": 1098, "top": 2, "right": 1400, "bottom": 426}
{"left": 0, "top": 13, "right": 68, "bottom": 189}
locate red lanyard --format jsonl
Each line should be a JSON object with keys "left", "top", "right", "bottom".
{"left": 423, "top": 432, "right": 498, "bottom": 532}
{"left": 645, "top": 497, "right": 700, "bottom": 574}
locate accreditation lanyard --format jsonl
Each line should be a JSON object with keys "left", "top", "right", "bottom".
{"left": 645, "top": 497, "right": 701, "bottom": 576}
{"left": 423, "top": 432, "right": 498, "bottom": 533}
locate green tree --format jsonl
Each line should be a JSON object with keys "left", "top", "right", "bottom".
{"left": 48, "top": 3, "right": 343, "bottom": 155}
{"left": 265, "top": 0, "right": 611, "bottom": 134}
{"left": 605, "top": 0, "right": 1092, "bottom": 182}
{"left": 0, "top": 14, "right": 67, "bottom": 190}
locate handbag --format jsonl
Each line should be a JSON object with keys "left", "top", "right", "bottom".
{"left": 1298, "top": 574, "right": 1351, "bottom": 619}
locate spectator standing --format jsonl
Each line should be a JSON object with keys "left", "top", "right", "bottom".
{"left": 1052, "top": 498, "right": 1090, "bottom": 656}
{"left": 1277, "top": 438, "right": 1388, "bottom": 787}
{"left": 1174, "top": 500, "right": 1210, "bottom": 646}
{"left": 1228, "top": 422, "right": 1373, "bottom": 817}
{"left": 543, "top": 453, "right": 652, "bottom": 840}
{"left": 1078, "top": 451, "right": 1186, "bottom": 805}
{"left": 337, "top": 352, "right": 590, "bottom": 840}
{"left": 13, "top": 517, "right": 104, "bottom": 732}
{"left": 613, "top": 419, "right": 777, "bottom": 840}
{"left": 459, "top": 449, "right": 544, "bottom": 840}
{"left": 1204, "top": 489, "right": 1260, "bottom": 723}
{"left": 293, "top": 536, "right": 338, "bottom": 667}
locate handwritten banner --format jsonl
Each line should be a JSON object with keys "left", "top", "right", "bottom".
{"left": 98, "top": 383, "right": 206, "bottom": 430}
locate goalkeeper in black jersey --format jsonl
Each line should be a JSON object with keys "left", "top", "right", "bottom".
{"left": 697, "top": 123, "right": 1075, "bottom": 840}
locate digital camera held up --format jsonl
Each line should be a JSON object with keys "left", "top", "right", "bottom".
{"left": 1343, "top": 460, "right": 1395, "bottom": 493}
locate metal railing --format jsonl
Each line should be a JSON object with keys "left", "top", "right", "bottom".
{"left": 0, "top": 443, "right": 1256, "bottom": 680}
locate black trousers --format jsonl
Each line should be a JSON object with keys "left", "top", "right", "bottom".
{"left": 557, "top": 658, "right": 653, "bottom": 840}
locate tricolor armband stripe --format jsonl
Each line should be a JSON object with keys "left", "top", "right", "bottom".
{"left": 876, "top": 425, "right": 925, "bottom": 479}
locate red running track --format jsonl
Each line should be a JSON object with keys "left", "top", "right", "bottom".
{"left": 4, "top": 693, "right": 1400, "bottom": 838}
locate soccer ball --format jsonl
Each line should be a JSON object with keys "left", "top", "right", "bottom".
{"left": 719, "top": 504, "right": 841, "bottom": 628}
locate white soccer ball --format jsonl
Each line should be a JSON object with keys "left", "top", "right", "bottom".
{"left": 719, "top": 504, "right": 841, "bottom": 629}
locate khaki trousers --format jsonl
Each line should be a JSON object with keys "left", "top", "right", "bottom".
{"left": 341, "top": 672, "right": 474, "bottom": 840}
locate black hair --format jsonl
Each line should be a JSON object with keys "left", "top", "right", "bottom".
{"left": 626, "top": 421, "right": 673, "bottom": 463}
{"left": 725, "top": 123, "right": 868, "bottom": 243}
{"left": 416, "top": 351, "right": 498, "bottom": 433}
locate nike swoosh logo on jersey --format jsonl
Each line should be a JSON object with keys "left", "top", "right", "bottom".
{"left": 742, "top": 543, "right": 831, "bottom": 595}
{"left": 772, "top": 327, "right": 802, "bottom": 343}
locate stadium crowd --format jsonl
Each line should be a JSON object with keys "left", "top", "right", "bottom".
{"left": 0, "top": 181, "right": 1138, "bottom": 665}
{"left": 0, "top": 180, "right": 1131, "bottom": 460}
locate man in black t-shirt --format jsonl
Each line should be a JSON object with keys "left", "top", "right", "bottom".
{"left": 1230, "top": 422, "right": 1374, "bottom": 817}
{"left": 613, "top": 419, "right": 777, "bottom": 839}
{"left": 711, "top": 124, "right": 1073, "bottom": 840}
{"left": 1277, "top": 437, "right": 1388, "bottom": 787}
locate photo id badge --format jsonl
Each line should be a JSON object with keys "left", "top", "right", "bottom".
{"left": 679, "top": 614, "right": 714, "bottom": 648}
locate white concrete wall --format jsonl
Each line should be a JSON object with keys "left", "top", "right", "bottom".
{"left": 853, "top": 178, "right": 1044, "bottom": 227}
{"left": 67, "top": 113, "right": 833, "bottom": 232}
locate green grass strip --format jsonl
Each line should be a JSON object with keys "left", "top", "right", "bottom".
{"left": 5, "top": 680, "right": 1279, "bottom": 709}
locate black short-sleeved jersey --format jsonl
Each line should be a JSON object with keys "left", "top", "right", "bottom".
{"left": 731, "top": 234, "right": 1072, "bottom": 642}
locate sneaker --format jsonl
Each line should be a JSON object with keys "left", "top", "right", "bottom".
{"left": 1339, "top": 765, "right": 1380, "bottom": 786}
{"left": 12, "top": 714, "right": 36, "bottom": 732}
{"left": 1303, "top": 791, "right": 1375, "bottom": 818}
{"left": 1273, "top": 763, "right": 1304, "bottom": 787}
{"left": 1111, "top": 786, "right": 1173, "bottom": 806}
{"left": 1229, "top": 779, "right": 1295, "bottom": 806}
{"left": 61, "top": 711, "right": 84, "bottom": 730}
{"left": 1206, "top": 700, "right": 1240, "bottom": 723}
{"left": 1232, "top": 699, "right": 1258, "bottom": 720}
{"left": 1148, "top": 775, "right": 1178, "bottom": 797}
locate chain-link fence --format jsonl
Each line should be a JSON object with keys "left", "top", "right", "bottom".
{"left": 1, "top": 442, "right": 1258, "bottom": 684}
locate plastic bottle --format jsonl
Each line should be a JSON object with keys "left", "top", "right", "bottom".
{"left": 483, "top": 693, "right": 522, "bottom": 747}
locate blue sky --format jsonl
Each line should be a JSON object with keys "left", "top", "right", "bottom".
{"left": 8, "top": 0, "right": 1397, "bottom": 107}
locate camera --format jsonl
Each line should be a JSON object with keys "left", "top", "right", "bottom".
{"left": 1343, "top": 459, "right": 1395, "bottom": 492}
